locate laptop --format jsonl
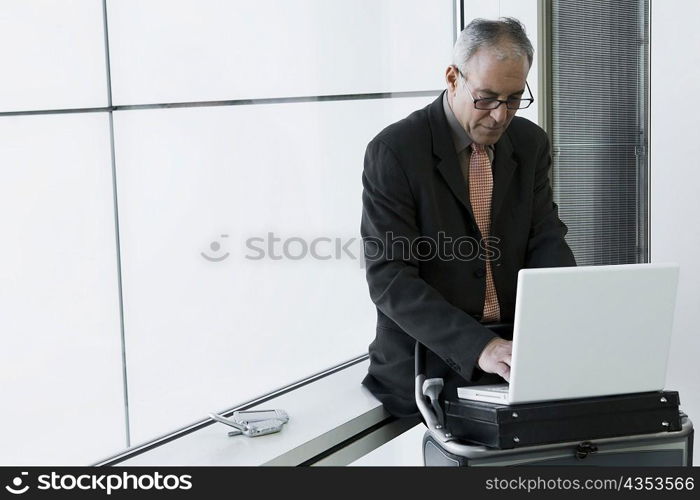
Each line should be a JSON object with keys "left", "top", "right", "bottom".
{"left": 457, "top": 263, "right": 679, "bottom": 405}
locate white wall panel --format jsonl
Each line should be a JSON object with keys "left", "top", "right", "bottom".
{"left": 0, "top": 112, "right": 125, "bottom": 464}
{"left": 650, "top": 0, "right": 700, "bottom": 465}
{"left": 107, "top": 0, "right": 452, "bottom": 105}
{"left": 463, "top": 0, "right": 499, "bottom": 20}
{"left": 0, "top": 0, "right": 108, "bottom": 112}
{"left": 113, "top": 96, "right": 434, "bottom": 443}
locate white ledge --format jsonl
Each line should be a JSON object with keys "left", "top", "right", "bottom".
{"left": 116, "top": 360, "right": 403, "bottom": 466}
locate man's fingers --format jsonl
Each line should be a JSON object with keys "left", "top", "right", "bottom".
{"left": 477, "top": 339, "right": 514, "bottom": 375}
{"left": 496, "top": 362, "right": 511, "bottom": 382}
{"left": 494, "top": 343, "right": 512, "bottom": 359}
{"left": 500, "top": 364, "right": 510, "bottom": 382}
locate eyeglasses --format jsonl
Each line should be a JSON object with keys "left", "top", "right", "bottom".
{"left": 458, "top": 70, "right": 534, "bottom": 110}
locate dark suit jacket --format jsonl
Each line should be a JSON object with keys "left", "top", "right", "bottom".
{"left": 361, "top": 92, "right": 576, "bottom": 417}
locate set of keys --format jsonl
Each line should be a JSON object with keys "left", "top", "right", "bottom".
{"left": 208, "top": 409, "right": 289, "bottom": 437}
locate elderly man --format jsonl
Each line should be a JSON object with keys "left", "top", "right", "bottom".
{"left": 361, "top": 18, "right": 576, "bottom": 417}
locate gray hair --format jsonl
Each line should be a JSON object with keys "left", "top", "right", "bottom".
{"left": 452, "top": 17, "right": 534, "bottom": 73}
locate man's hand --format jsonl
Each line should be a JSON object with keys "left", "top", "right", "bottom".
{"left": 477, "top": 338, "right": 513, "bottom": 382}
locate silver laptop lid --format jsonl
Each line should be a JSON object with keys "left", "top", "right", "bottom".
{"left": 508, "top": 263, "right": 679, "bottom": 404}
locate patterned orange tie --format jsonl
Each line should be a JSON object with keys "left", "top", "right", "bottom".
{"left": 469, "top": 143, "right": 501, "bottom": 322}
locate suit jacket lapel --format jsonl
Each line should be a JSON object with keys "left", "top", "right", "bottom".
{"left": 428, "top": 93, "right": 475, "bottom": 221}
{"left": 491, "top": 131, "right": 518, "bottom": 223}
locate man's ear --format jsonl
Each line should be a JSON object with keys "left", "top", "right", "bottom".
{"left": 445, "top": 65, "right": 459, "bottom": 94}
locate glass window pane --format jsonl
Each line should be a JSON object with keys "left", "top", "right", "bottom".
{"left": 0, "top": 113, "right": 124, "bottom": 464}
{"left": 107, "top": 0, "right": 453, "bottom": 104}
{"left": 112, "top": 96, "right": 435, "bottom": 442}
{"left": 0, "top": 0, "right": 108, "bottom": 112}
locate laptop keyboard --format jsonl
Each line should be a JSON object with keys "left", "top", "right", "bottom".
{"left": 485, "top": 385, "right": 509, "bottom": 393}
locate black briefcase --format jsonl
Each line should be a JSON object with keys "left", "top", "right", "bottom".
{"left": 444, "top": 391, "right": 683, "bottom": 449}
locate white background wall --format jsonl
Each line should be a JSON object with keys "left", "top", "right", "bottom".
{"left": 650, "top": 0, "right": 700, "bottom": 465}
